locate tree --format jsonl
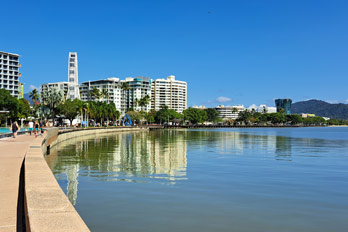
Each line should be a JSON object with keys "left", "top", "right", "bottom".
{"left": 0, "top": 89, "right": 20, "bottom": 123}
{"left": 17, "top": 99, "right": 31, "bottom": 119}
{"left": 41, "top": 88, "right": 64, "bottom": 124}
{"left": 58, "top": 99, "right": 80, "bottom": 126}
{"left": 138, "top": 95, "right": 151, "bottom": 111}
{"left": 286, "top": 114, "right": 302, "bottom": 125}
{"left": 183, "top": 108, "right": 207, "bottom": 124}
{"left": 90, "top": 88, "right": 102, "bottom": 101}
{"left": 29, "top": 89, "right": 40, "bottom": 104}
{"left": 143, "top": 110, "right": 156, "bottom": 124}
{"left": 126, "top": 110, "right": 143, "bottom": 124}
{"left": 101, "top": 89, "right": 109, "bottom": 101}
{"left": 155, "top": 105, "right": 182, "bottom": 124}
{"left": 237, "top": 110, "right": 252, "bottom": 124}
{"left": 204, "top": 108, "right": 220, "bottom": 122}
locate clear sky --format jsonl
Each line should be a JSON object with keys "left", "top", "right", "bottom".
{"left": 2, "top": 0, "right": 348, "bottom": 107}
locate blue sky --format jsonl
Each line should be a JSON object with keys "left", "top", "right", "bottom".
{"left": 2, "top": 0, "right": 348, "bottom": 107}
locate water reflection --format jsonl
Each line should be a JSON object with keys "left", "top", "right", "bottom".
{"left": 46, "top": 129, "right": 348, "bottom": 206}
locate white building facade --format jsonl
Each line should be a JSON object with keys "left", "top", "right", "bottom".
{"left": 151, "top": 75, "right": 187, "bottom": 113}
{"left": 248, "top": 104, "right": 277, "bottom": 113}
{"left": 80, "top": 78, "right": 125, "bottom": 112}
{"left": 215, "top": 105, "right": 245, "bottom": 120}
{"left": 0, "top": 51, "right": 21, "bottom": 98}
{"left": 67, "top": 52, "right": 80, "bottom": 99}
{"left": 125, "top": 77, "right": 152, "bottom": 112}
{"left": 41, "top": 82, "right": 69, "bottom": 96}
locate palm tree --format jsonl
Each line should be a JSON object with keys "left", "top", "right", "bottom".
{"left": 41, "top": 88, "right": 64, "bottom": 124}
{"left": 101, "top": 88, "right": 109, "bottom": 102}
{"left": 121, "top": 82, "right": 130, "bottom": 111}
{"left": 138, "top": 95, "right": 151, "bottom": 111}
{"left": 134, "top": 98, "right": 140, "bottom": 110}
{"left": 29, "top": 89, "right": 40, "bottom": 104}
{"left": 82, "top": 102, "right": 90, "bottom": 127}
{"left": 90, "top": 88, "right": 102, "bottom": 101}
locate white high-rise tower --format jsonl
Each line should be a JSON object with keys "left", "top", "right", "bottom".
{"left": 67, "top": 52, "right": 80, "bottom": 99}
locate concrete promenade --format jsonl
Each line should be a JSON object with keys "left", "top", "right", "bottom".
{"left": 0, "top": 134, "right": 35, "bottom": 232}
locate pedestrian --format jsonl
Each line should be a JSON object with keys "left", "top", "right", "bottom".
{"left": 34, "top": 120, "right": 39, "bottom": 137}
{"left": 39, "top": 120, "right": 44, "bottom": 134}
{"left": 28, "top": 120, "right": 34, "bottom": 136}
{"left": 11, "top": 121, "right": 20, "bottom": 138}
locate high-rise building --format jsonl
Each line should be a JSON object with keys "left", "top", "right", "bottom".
{"left": 275, "top": 99, "right": 292, "bottom": 114}
{"left": 67, "top": 52, "right": 80, "bottom": 99}
{"left": 80, "top": 78, "right": 125, "bottom": 112}
{"left": 151, "top": 75, "right": 187, "bottom": 113}
{"left": 125, "top": 77, "right": 152, "bottom": 112}
{"left": 0, "top": 51, "right": 21, "bottom": 98}
{"left": 41, "top": 82, "right": 69, "bottom": 96}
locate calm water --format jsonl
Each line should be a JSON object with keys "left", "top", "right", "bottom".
{"left": 46, "top": 128, "right": 348, "bottom": 232}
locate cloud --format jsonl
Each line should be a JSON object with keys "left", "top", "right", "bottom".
{"left": 345, "top": 99, "right": 348, "bottom": 103}
{"left": 327, "top": 100, "right": 339, "bottom": 104}
{"left": 216, "top": 96, "right": 232, "bottom": 103}
{"left": 29, "top": 85, "right": 39, "bottom": 90}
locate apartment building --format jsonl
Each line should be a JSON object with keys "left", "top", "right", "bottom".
{"left": 0, "top": 51, "right": 21, "bottom": 98}
{"left": 79, "top": 78, "right": 124, "bottom": 112}
{"left": 125, "top": 76, "right": 152, "bottom": 112}
{"left": 215, "top": 105, "right": 245, "bottom": 120}
{"left": 41, "top": 82, "right": 69, "bottom": 96}
{"left": 151, "top": 75, "right": 187, "bottom": 113}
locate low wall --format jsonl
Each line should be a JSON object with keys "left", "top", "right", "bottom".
{"left": 24, "top": 127, "right": 146, "bottom": 231}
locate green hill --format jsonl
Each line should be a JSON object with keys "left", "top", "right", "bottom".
{"left": 292, "top": 100, "right": 348, "bottom": 119}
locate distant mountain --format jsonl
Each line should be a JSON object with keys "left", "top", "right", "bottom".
{"left": 292, "top": 100, "right": 348, "bottom": 119}
{"left": 24, "top": 93, "right": 34, "bottom": 105}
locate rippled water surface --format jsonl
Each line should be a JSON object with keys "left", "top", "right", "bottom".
{"left": 46, "top": 128, "right": 348, "bottom": 232}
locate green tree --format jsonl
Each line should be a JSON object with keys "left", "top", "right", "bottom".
{"left": 17, "top": 99, "right": 31, "bottom": 119}
{"left": 155, "top": 105, "right": 182, "bottom": 124}
{"left": 58, "top": 99, "right": 81, "bottom": 126}
{"left": 138, "top": 95, "right": 151, "bottom": 111}
{"left": 90, "top": 88, "right": 102, "bottom": 101}
{"left": 101, "top": 89, "right": 109, "bottom": 101}
{"left": 286, "top": 114, "right": 303, "bottom": 125}
{"left": 183, "top": 108, "right": 207, "bottom": 124}
{"left": 204, "top": 108, "right": 220, "bottom": 122}
{"left": 0, "top": 89, "right": 18, "bottom": 120}
{"left": 29, "top": 89, "right": 40, "bottom": 104}
{"left": 126, "top": 110, "right": 143, "bottom": 124}
{"left": 41, "top": 87, "right": 64, "bottom": 123}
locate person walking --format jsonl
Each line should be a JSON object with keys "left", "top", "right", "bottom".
{"left": 39, "top": 120, "right": 44, "bottom": 134}
{"left": 11, "top": 121, "right": 20, "bottom": 138}
{"left": 34, "top": 121, "right": 39, "bottom": 137}
{"left": 28, "top": 120, "right": 34, "bottom": 136}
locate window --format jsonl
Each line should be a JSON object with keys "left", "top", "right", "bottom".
{"left": 70, "top": 63, "right": 75, "bottom": 67}
{"left": 69, "top": 70, "right": 74, "bottom": 74}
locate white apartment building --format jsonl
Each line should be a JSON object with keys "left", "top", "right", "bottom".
{"left": 41, "top": 82, "right": 69, "bottom": 96}
{"left": 125, "top": 76, "right": 152, "bottom": 112}
{"left": 248, "top": 104, "right": 277, "bottom": 113}
{"left": 80, "top": 78, "right": 125, "bottom": 112}
{"left": 215, "top": 105, "right": 245, "bottom": 120}
{"left": 67, "top": 52, "right": 80, "bottom": 99}
{"left": 151, "top": 75, "right": 187, "bottom": 113}
{"left": 0, "top": 51, "right": 21, "bottom": 98}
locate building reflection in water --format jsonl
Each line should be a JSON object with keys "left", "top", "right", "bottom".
{"left": 46, "top": 130, "right": 318, "bottom": 205}
{"left": 46, "top": 130, "right": 188, "bottom": 205}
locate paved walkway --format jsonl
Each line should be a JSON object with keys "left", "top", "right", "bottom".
{"left": 0, "top": 134, "right": 35, "bottom": 232}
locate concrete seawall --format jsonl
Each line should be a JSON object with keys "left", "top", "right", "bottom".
{"left": 24, "top": 127, "right": 146, "bottom": 231}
